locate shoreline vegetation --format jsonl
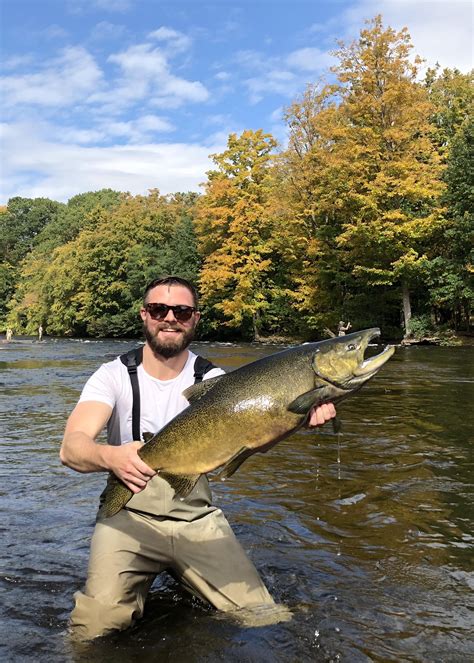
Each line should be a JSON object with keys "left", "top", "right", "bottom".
{"left": 2, "top": 330, "right": 473, "bottom": 347}
{"left": 1, "top": 17, "right": 472, "bottom": 345}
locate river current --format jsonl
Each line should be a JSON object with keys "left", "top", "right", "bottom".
{"left": 0, "top": 337, "right": 473, "bottom": 662}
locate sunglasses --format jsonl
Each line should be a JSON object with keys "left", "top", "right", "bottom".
{"left": 144, "top": 302, "right": 197, "bottom": 322}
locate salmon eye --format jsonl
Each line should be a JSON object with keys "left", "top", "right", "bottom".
{"left": 347, "top": 343, "right": 356, "bottom": 351}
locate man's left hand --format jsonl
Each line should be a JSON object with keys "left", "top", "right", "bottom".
{"left": 308, "top": 403, "right": 336, "bottom": 427}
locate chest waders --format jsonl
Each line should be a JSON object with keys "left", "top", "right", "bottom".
{"left": 119, "top": 347, "right": 216, "bottom": 442}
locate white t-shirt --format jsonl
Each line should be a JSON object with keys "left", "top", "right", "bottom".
{"left": 79, "top": 349, "right": 225, "bottom": 519}
{"left": 79, "top": 349, "right": 224, "bottom": 444}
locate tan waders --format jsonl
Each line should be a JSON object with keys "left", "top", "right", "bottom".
{"left": 70, "top": 507, "right": 275, "bottom": 640}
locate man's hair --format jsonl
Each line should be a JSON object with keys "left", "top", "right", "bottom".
{"left": 143, "top": 275, "right": 199, "bottom": 307}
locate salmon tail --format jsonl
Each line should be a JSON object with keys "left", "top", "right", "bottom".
{"left": 98, "top": 478, "right": 133, "bottom": 519}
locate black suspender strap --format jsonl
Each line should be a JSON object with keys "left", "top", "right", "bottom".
{"left": 119, "top": 349, "right": 216, "bottom": 442}
{"left": 120, "top": 347, "right": 143, "bottom": 442}
{"left": 193, "top": 355, "right": 217, "bottom": 382}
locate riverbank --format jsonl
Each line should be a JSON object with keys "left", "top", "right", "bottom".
{"left": 400, "top": 332, "right": 474, "bottom": 347}
{"left": 1, "top": 330, "right": 473, "bottom": 347}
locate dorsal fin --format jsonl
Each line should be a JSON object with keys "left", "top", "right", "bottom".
{"left": 182, "top": 375, "right": 223, "bottom": 402}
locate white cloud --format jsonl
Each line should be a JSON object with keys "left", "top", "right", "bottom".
{"left": 148, "top": 26, "right": 192, "bottom": 53}
{"left": 94, "top": 0, "right": 132, "bottom": 10}
{"left": 214, "top": 71, "right": 231, "bottom": 81}
{"left": 245, "top": 70, "right": 299, "bottom": 104}
{"left": 0, "top": 47, "right": 103, "bottom": 108}
{"left": 55, "top": 127, "right": 106, "bottom": 144}
{"left": 67, "top": 0, "right": 132, "bottom": 15}
{"left": 90, "top": 21, "right": 127, "bottom": 42}
{"left": 2, "top": 54, "right": 35, "bottom": 70}
{"left": 43, "top": 24, "right": 69, "bottom": 41}
{"left": 337, "top": 0, "right": 473, "bottom": 72}
{"left": 237, "top": 45, "right": 334, "bottom": 104}
{"left": 286, "top": 47, "right": 335, "bottom": 72}
{"left": 1, "top": 121, "right": 225, "bottom": 203}
{"left": 269, "top": 107, "right": 283, "bottom": 122}
{"left": 104, "top": 114, "right": 175, "bottom": 140}
{"left": 94, "top": 43, "right": 209, "bottom": 111}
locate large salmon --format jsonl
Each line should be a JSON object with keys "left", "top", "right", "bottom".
{"left": 100, "top": 328, "right": 394, "bottom": 517}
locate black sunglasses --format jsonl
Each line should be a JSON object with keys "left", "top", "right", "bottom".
{"left": 144, "top": 302, "right": 196, "bottom": 322}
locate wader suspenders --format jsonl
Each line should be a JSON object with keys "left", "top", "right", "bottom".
{"left": 119, "top": 348, "right": 216, "bottom": 442}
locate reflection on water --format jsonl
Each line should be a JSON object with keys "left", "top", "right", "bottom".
{"left": 0, "top": 338, "right": 473, "bottom": 661}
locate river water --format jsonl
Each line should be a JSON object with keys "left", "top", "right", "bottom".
{"left": 0, "top": 338, "right": 473, "bottom": 662}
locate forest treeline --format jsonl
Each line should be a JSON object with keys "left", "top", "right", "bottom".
{"left": 1, "top": 17, "right": 473, "bottom": 342}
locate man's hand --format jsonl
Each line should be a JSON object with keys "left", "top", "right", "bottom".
{"left": 308, "top": 403, "right": 336, "bottom": 427}
{"left": 105, "top": 442, "right": 156, "bottom": 493}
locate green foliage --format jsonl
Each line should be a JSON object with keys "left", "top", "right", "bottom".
{"left": 7, "top": 190, "right": 202, "bottom": 337}
{"left": 425, "top": 66, "right": 474, "bottom": 153}
{"left": 408, "top": 314, "right": 436, "bottom": 339}
{"left": 0, "top": 197, "right": 64, "bottom": 323}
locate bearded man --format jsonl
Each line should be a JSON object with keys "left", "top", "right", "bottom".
{"left": 60, "top": 276, "right": 336, "bottom": 640}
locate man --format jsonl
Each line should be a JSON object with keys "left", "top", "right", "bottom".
{"left": 338, "top": 320, "right": 351, "bottom": 336}
{"left": 60, "top": 276, "right": 336, "bottom": 640}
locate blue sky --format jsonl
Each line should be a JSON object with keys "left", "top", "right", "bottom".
{"left": 1, "top": 0, "right": 472, "bottom": 204}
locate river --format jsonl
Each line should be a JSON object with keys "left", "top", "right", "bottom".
{"left": 0, "top": 337, "right": 473, "bottom": 662}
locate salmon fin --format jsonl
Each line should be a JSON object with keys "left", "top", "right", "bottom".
{"left": 182, "top": 375, "right": 223, "bottom": 403}
{"left": 219, "top": 446, "right": 255, "bottom": 479}
{"left": 332, "top": 416, "right": 342, "bottom": 434}
{"left": 159, "top": 472, "right": 201, "bottom": 497}
{"left": 98, "top": 477, "right": 133, "bottom": 519}
{"left": 142, "top": 431, "right": 154, "bottom": 443}
{"left": 287, "top": 388, "right": 324, "bottom": 414}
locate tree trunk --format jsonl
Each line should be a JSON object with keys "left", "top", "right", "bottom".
{"left": 402, "top": 281, "right": 412, "bottom": 338}
{"left": 252, "top": 311, "right": 261, "bottom": 342}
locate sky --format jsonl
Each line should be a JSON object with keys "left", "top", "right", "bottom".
{"left": 0, "top": 0, "right": 472, "bottom": 205}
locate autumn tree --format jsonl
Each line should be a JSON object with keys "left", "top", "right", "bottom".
{"left": 196, "top": 130, "right": 281, "bottom": 339}
{"left": 277, "top": 83, "right": 351, "bottom": 334}
{"left": 282, "top": 16, "right": 445, "bottom": 337}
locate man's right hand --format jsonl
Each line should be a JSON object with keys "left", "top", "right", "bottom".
{"left": 105, "top": 442, "right": 156, "bottom": 493}
{"left": 60, "top": 401, "right": 155, "bottom": 493}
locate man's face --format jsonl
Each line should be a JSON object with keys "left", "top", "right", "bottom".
{"left": 140, "top": 284, "right": 200, "bottom": 359}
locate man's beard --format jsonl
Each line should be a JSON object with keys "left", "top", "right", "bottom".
{"left": 143, "top": 321, "right": 196, "bottom": 359}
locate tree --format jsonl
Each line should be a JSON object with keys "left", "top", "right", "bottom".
{"left": 425, "top": 66, "right": 474, "bottom": 154}
{"left": 0, "top": 197, "right": 63, "bottom": 324}
{"left": 195, "top": 130, "right": 280, "bottom": 339}
{"left": 425, "top": 117, "right": 474, "bottom": 329}
{"left": 8, "top": 190, "right": 203, "bottom": 337}
{"left": 282, "top": 16, "right": 445, "bottom": 337}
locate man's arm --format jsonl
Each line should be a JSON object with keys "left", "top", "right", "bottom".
{"left": 59, "top": 401, "right": 155, "bottom": 493}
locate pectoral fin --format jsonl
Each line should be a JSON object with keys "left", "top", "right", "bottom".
{"left": 218, "top": 446, "right": 255, "bottom": 480}
{"left": 182, "top": 375, "right": 223, "bottom": 403}
{"left": 287, "top": 388, "right": 324, "bottom": 414}
{"left": 159, "top": 472, "right": 201, "bottom": 497}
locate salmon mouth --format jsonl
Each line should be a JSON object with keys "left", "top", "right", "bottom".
{"left": 354, "top": 344, "right": 395, "bottom": 377}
